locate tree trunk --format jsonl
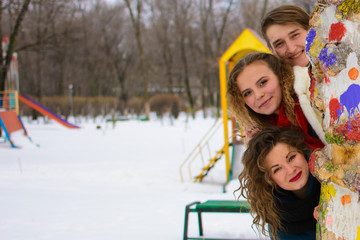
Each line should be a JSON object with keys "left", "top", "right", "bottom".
{"left": 0, "top": 0, "right": 32, "bottom": 91}
{"left": 213, "top": 0, "right": 233, "bottom": 115}
{"left": 161, "top": 41, "right": 173, "bottom": 94}
{"left": 199, "top": 0, "right": 215, "bottom": 118}
{"left": 261, "top": 0, "right": 268, "bottom": 20}
{"left": 175, "top": 0, "right": 195, "bottom": 118}
{"left": 180, "top": 34, "right": 194, "bottom": 119}
{"left": 124, "top": 0, "right": 150, "bottom": 119}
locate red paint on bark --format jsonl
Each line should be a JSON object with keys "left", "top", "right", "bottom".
{"left": 329, "top": 22, "right": 346, "bottom": 42}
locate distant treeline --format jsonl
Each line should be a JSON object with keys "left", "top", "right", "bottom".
{"left": 21, "top": 94, "right": 185, "bottom": 120}
{"left": 2, "top": 0, "right": 316, "bottom": 118}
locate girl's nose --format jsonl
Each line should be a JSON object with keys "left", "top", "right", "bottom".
{"left": 255, "top": 90, "right": 264, "bottom": 100}
{"left": 285, "top": 164, "right": 296, "bottom": 175}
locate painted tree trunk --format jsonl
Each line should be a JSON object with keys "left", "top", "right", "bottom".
{"left": 306, "top": 1, "right": 360, "bottom": 239}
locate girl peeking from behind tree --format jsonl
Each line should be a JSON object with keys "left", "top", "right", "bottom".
{"left": 235, "top": 126, "right": 320, "bottom": 240}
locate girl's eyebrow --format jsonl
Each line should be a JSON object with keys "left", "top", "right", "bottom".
{"left": 286, "top": 150, "right": 297, "bottom": 159}
{"left": 270, "top": 164, "right": 279, "bottom": 170}
{"left": 256, "top": 76, "right": 266, "bottom": 85}
{"left": 240, "top": 75, "right": 267, "bottom": 95}
{"left": 240, "top": 89, "right": 249, "bottom": 95}
{"left": 270, "top": 150, "right": 297, "bottom": 169}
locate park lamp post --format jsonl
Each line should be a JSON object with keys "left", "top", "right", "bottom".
{"left": 69, "top": 84, "right": 73, "bottom": 119}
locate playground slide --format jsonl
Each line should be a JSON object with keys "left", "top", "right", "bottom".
{"left": 0, "top": 110, "right": 32, "bottom": 148}
{"left": 19, "top": 94, "right": 79, "bottom": 129}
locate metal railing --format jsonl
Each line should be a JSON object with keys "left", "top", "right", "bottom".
{"left": 179, "top": 118, "right": 224, "bottom": 182}
{"left": 0, "top": 90, "right": 19, "bottom": 115}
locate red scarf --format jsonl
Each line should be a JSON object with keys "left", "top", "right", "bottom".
{"left": 268, "top": 101, "right": 324, "bottom": 151}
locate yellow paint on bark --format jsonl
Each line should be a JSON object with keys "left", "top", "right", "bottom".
{"left": 323, "top": 183, "right": 336, "bottom": 202}
{"left": 356, "top": 226, "right": 360, "bottom": 240}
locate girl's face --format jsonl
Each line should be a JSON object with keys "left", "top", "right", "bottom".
{"left": 264, "top": 143, "right": 309, "bottom": 195}
{"left": 236, "top": 60, "right": 282, "bottom": 115}
{"left": 265, "top": 23, "right": 309, "bottom": 67}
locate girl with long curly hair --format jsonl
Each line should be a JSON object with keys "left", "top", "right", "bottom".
{"left": 236, "top": 126, "right": 320, "bottom": 240}
{"left": 226, "top": 52, "right": 323, "bottom": 151}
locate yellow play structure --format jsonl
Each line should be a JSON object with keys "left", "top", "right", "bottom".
{"left": 180, "top": 28, "right": 270, "bottom": 187}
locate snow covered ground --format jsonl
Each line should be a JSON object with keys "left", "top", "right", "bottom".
{"left": 0, "top": 113, "right": 267, "bottom": 240}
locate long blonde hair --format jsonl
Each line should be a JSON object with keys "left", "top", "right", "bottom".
{"left": 226, "top": 52, "right": 297, "bottom": 130}
{"left": 235, "top": 127, "right": 307, "bottom": 239}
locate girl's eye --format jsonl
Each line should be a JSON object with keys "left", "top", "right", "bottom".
{"left": 259, "top": 79, "right": 267, "bottom": 87}
{"left": 273, "top": 167, "right": 280, "bottom": 174}
{"left": 289, "top": 154, "right": 296, "bottom": 162}
{"left": 243, "top": 91, "right": 251, "bottom": 97}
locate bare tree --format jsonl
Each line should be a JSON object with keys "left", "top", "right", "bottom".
{"left": 174, "top": 0, "right": 195, "bottom": 118}
{"left": 208, "top": 0, "right": 234, "bottom": 116}
{"left": 31, "top": 0, "right": 58, "bottom": 100}
{"left": 149, "top": 0, "right": 175, "bottom": 95}
{"left": 95, "top": 2, "right": 132, "bottom": 114}
{"left": 198, "top": 0, "right": 213, "bottom": 117}
{"left": 4, "top": 0, "right": 304, "bottom": 118}
{"left": 124, "top": 0, "right": 150, "bottom": 119}
{"left": 261, "top": 0, "right": 268, "bottom": 20}
{"left": 0, "top": 0, "right": 32, "bottom": 91}
{"left": 291, "top": 0, "right": 317, "bottom": 14}
{"left": 211, "top": 0, "right": 234, "bottom": 57}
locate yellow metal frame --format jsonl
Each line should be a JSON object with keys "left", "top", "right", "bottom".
{"left": 219, "top": 28, "right": 270, "bottom": 181}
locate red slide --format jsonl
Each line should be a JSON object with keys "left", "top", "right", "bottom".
{"left": 0, "top": 110, "right": 29, "bottom": 148}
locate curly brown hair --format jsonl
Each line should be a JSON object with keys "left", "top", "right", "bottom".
{"left": 235, "top": 126, "right": 307, "bottom": 239}
{"left": 261, "top": 4, "right": 310, "bottom": 52}
{"left": 226, "top": 52, "right": 297, "bottom": 130}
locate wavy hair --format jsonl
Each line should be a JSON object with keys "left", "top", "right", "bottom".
{"left": 235, "top": 126, "right": 307, "bottom": 239}
{"left": 226, "top": 52, "right": 296, "bottom": 130}
{"left": 261, "top": 4, "right": 310, "bottom": 51}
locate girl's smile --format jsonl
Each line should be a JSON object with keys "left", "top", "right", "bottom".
{"left": 259, "top": 97, "right": 273, "bottom": 109}
{"left": 290, "top": 171, "right": 302, "bottom": 182}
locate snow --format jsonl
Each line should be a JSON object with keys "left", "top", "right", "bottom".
{"left": 0, "top": 112, "right": 267, "bottom": 240}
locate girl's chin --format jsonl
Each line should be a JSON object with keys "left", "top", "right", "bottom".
{"left": 260, "top": 107, "right": 278, "bottom": 115}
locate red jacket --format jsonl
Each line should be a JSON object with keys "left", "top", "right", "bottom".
{"left": 268, "top": 100, "right": 324, "bottom": 151}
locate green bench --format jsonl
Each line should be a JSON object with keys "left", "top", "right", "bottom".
{"left": 183, "top": 200, "right": 251, "bottom": 240}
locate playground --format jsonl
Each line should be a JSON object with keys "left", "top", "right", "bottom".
{"left": 0, "top": 28, "right": 270, "bottom": 239}
{"left": 0, "top": 91, "right": 79, "bottom": 148}
{"left": 0, "top": 113, "right": 264, "bottom": 239}
{"left": 0, "top": 41, "right": 260, "bottom": 237}
{"left": 3, "top": 0, "right": 360, "bottom": 238}
{"left": 0, "top": 40, "right": 79, "bottom": 148}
